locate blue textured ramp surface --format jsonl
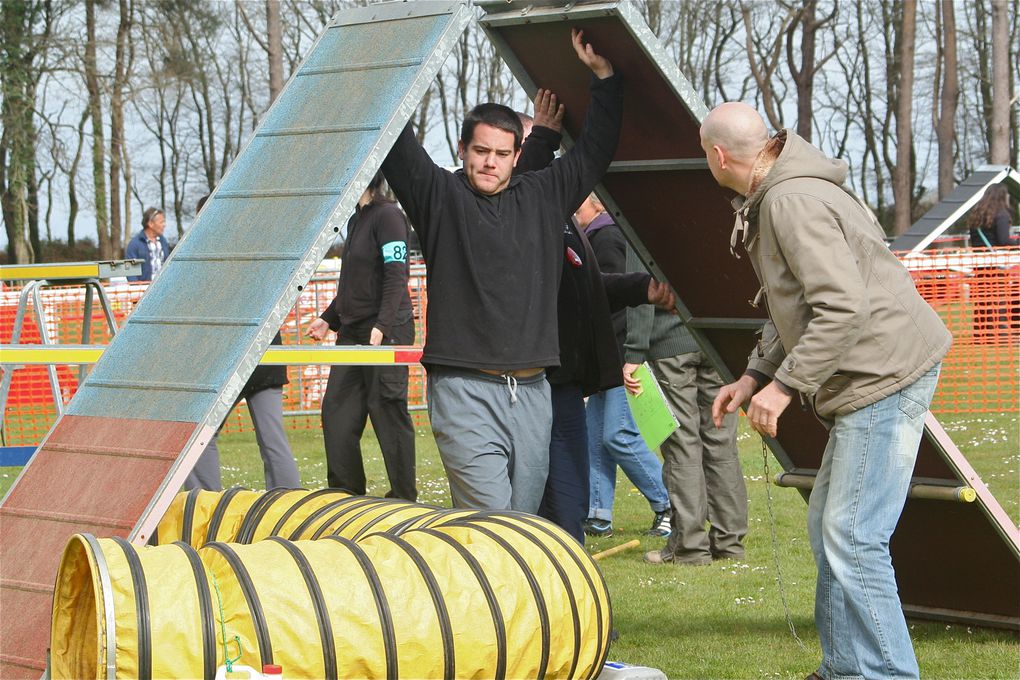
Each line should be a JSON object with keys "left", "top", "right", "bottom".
{"left": 70, "top": 1, "right": 471, "bottom": 425}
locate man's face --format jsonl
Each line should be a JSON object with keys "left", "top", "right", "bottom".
{"left": 458, "top": 123, "right": 520, "bottom": 195}
{"left": 148, "top": 213, "right": 166, "bottom": 237}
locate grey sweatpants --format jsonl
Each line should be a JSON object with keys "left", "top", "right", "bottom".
{"left": 184, "top": 387, "right": 302, "bottom": 491}
{"left": 427, "top": 367, "right": 552, "bottom": 513}
{"left": 652, "top": 352, "right": 748, "bottom": 561}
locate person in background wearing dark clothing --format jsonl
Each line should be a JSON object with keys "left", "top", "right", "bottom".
{"left": 380, "top": 30, "right": 621, "bottom": 513}
{"left": 579, "top": 195, "right": 671, "bottom": 538}
{"left": 515, "top": 101, "right": 674, "bottom": 542}
{"left": 623, "top": 246, "right": 748, "bottom": 567}
{"left": 125, "top": 207, "right": 169, "bottom": 281}
{"left": 967, "top": 184, "right": 1017, "bottom": 339}
{"left": 185, "top": 196, "right": 300, "bottom": 491}
{"left": 968, "top": 185, "right": 1014, "bottom": 248}
{"left": 307, "top": 171, "right": 417, "bottom": 501}
{"left": 185, "top": 331, "right": 301, "bottom": 491}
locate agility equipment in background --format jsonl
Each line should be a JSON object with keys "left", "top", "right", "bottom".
{"left": 52, "top": 509, "right": 612, "bottom": 679}
{"left": 891, "top": 165, "right": 1020, "bottom": 252}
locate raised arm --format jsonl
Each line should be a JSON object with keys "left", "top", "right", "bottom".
{"left": 380, "top": 123, "right": 448, "bottom": 244}
{"left": 517, "top": 89, "right": 564, "bottom": 174}
{"left": 572, "top": 27, "right": 613, "bottom": 79}
{"left": 534, "top": 30, "right": 623, "bottom": 217}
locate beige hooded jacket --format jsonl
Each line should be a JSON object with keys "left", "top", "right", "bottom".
{"left": 734, "top": 130, "right": 952, "bottom": 418}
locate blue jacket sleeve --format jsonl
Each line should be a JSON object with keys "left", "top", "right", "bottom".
{"left": 124, "top": 237, "right": 144, "bottom": 281}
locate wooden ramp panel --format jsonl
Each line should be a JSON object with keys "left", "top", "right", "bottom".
{"left": 478, "top": 0, "right": 1020, "bottom": 628}
{"left": 0, "top": 2, "right": 472, "bottom": 676}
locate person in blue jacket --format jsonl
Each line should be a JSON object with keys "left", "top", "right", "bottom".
{"left": 125, "top": 207, "right": 169, "bottom": 281}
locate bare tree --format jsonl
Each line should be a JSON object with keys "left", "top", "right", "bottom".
{"left": 640, "top": 0, "right": 745, "bottom": 106}
{"left": 84, "top": 0, "right": 112, "bottom": 258}
{"left": 892, "top": 0, "right": 917, "bottom": 233}
{"left": 266, "top": 0, "right": 284, "bottom": 104}
{"left": 237, "top": 0, "right": 284, "bottom": 105}
{"left": 1012, "top": 0, "right": 1019, "bottom": 168}
{"left": 0, "top": 0, "right": 63, "bottom": 261}
{"left": 785, "top": 0, "right": 840, "bottom": 142}
{"left": 989, "top": 0, "right": 1010, "bottom": 163}
{"left": 740, "top": 1, "right": 796, "bottom": 131}
{"left": 0, "top": 0, "right": 41, "bottom": 262}
{"left": 65, "top": 110, "right": 90, "bottom": 246}
{"left": 933, "top": 0, "right": 958, "bottom": 198}
{"left": 109, "top": 0, "right": 133, "bottom": 255}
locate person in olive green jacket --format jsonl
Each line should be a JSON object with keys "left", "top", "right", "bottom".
{"left": 701, "top": 102, "right": 951, "bottom": 680}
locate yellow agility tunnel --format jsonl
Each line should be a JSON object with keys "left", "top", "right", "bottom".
{"left": 152, "top": 488, "right": 467, "bottom": 548}
{"left": 52, "top": 513, "right": 612, "bottom": 679}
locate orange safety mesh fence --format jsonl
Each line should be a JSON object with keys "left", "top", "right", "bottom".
{"left": 1, "top": 264, "right": 428, "bottom": 446}
{"left": 894, "top": 246, "right": 1019, "bottom": 415}
{"left": 3, "top": 249, "right": 1016, "bottom": 447}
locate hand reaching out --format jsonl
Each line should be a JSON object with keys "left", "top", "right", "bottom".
{"left": 712, "top": 374, "right": 757, "bottom": 429}
{"left": 533, "top": 88, "right": 564, "bottom": 133}
{"left": 306, "top": 317, "right": 331, "bottom": 341}
{"left": 745, "top": 381, "right": 793, "bottom": 438}
{"left": 571, "top": 28, "right": 613, "bottom": 79}
{"left": 647, "top": 279, "right": 675, "bottom": 311}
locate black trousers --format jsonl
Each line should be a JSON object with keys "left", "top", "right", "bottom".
{"left": 321, "top": 318, "right": 417, "bottom": 501}
{"left": 538, "top": 382, "right": 588, "bottom": 543}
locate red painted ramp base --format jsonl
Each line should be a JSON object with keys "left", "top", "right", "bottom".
{"left": 0, "top": 415, "right": 196, "bottom": 679}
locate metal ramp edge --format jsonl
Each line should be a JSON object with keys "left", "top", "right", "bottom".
{"left": 477, "top": 0, "right": 1020, "bottom": 629}
{"left": 0, "top": 2, "right": 473, "bottom": 677}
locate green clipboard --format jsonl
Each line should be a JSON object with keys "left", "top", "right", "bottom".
{"left": 625, "top": 363, "right": 679, "bottom": 450}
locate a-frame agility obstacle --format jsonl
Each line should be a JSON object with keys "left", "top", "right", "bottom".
{"left": 2, "top": 1, "right": 1017, "bottom": 676}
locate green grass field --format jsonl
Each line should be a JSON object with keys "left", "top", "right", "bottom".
{"left": 1, "top": 412, "right": 1017, "bottom": 678}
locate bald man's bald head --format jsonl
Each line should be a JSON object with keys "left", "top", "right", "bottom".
{"left": 700, "top": 102, "right": 769, "bottom": 162}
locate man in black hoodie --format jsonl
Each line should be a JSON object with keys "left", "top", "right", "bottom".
{"left": 381, "top": 29, "right": 621, "bottom": 513}
{"left": 515, "top": 104, "right": 673, "bottom": 542}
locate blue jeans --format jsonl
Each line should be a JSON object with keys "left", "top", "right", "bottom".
{"left": 587, "top": 386, "right": 670, "bottom": 521}
{"left": 809, "top": 365, "right": 940, "bottom": 680}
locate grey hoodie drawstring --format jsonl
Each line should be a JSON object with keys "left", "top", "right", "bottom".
{"left": 504, "top": 372, "right": 518, "bottom": 404}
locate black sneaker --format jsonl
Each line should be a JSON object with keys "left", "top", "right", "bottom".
{"left": 647, "top": 510, "right": 671, "bottom": 537}
{"left": 583, "top": 518, "right": 613, "bottom": 537}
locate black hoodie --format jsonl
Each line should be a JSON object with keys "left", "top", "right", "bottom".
{"left": 381, "top": 74, "right": 623, "bottom": 371}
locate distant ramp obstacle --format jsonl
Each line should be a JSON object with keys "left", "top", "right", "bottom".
{"left": 0, "top": 3, "right": 472, "bottom": 676}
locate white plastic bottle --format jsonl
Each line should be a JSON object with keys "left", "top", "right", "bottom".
{"left": 596, "top": 661, "right": 668, "bottom": 680}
